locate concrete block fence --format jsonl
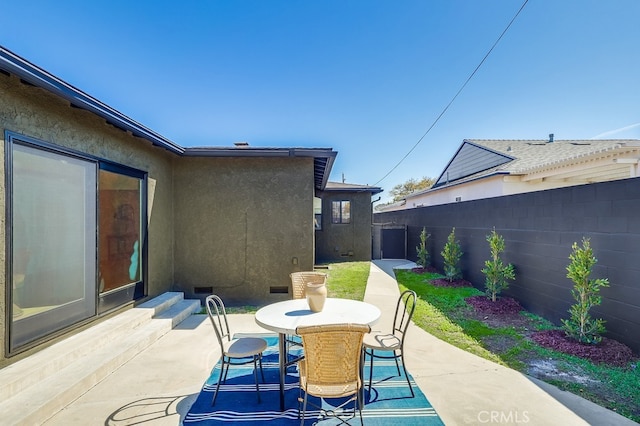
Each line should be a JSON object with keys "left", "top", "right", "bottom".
{"left": 373, "top": 177, "right": 640, "bottom": 353}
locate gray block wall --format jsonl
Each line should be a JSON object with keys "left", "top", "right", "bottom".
{"left": 374, "top": 178, "right": 640, "bottom": 354}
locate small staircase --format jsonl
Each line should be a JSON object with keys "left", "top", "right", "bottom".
{"left": 0, "top": 292, "right": 200, "bottom": 426}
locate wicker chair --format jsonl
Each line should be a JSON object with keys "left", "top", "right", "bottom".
{"left": 296, "top": 323, "right": 370, "bottom": 426}
{"left": 205, "top": 295, "right": 267, "bottom": 405}
{"left": 287, "top": 272, "right": 327, "bottom": 353}
{"left": 289, "top": 271, "right": 327, "bottom": 299}
{"left": 362, "top": 289, "right": 417, "bottom": 398}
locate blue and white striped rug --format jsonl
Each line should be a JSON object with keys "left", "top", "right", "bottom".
{"left": 184, "top": 334, "right": 443, "bottom": 425}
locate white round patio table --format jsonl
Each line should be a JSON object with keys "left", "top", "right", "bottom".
{"left": 255, "top": 297, "right": 381, "bottom": 410}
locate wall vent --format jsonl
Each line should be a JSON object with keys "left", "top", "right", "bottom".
{"left": 270, "top": 286, "right": 289, "bottom": 294}
{"left": 194, "top": 286, "right": 213, "bottom": 294}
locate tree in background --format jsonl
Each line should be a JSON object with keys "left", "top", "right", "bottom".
{"left": 374, "top": 176, "right": 436, "bottom": 211}
{"left": 389, "top": 176, "right": 435, "bottom": 202}
{"left": 561, "top": 238, "right": 609, "bottom": 344}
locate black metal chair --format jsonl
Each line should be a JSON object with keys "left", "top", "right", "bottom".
{"left": 362, "top": 289, "right": 417, "bottom": 398}
{"left": 205, "top": 294, "right": 267, "bottom": 405}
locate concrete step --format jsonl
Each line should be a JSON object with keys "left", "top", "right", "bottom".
{"left": 0, "top": 292, "right": 201, "bottom": 426}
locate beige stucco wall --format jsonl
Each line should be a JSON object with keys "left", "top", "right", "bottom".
{"left": 172, "top": 156, "right": 315, "bottom": 306}
{"left": 0, "top": 74, "right": 176, "bottom": 362}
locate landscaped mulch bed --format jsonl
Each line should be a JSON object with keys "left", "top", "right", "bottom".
{"left": 465, "top": 295, "right": 523, "bottom": 315}
{"left": 532, "top": 329, "right": 637, "bottom": 367}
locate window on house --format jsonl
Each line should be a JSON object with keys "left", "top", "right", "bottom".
{"left": 331, "top": 200, "right": 351, "bottom": 224}
{"left": 313, "top": 197, "right": 322, "bottom": 230}
{"left": 98, "top": 166, "right": 143, "bottom": 295}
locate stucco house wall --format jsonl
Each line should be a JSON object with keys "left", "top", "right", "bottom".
{"left": 315, "top": 189, "right": 375, "bottom": 262}
{"left": 0, "top": 48, "right": 335, "bottom": 365}
{"left": 0, "top": 73, "right": 176, "bottom": 363}
{"left": 172, "top": 156, "right": 315, "bottom": 305}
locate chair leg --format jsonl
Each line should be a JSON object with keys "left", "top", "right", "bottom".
{"left": 300, "top": 392, "right": 308, "bottom": 426}
{"left": 400, "top": 352, "right": 414, "bottom": 398}
{"left": 367, "top": 349, "right": 374, "bottom": 392}
{"left": 258, "top": 353, "right": 265, "bottom": 382}
{"left": 212, "top": 359, "right": 226, "bottom": 406}
{"left": 222, "top": 356, "right": 231, "bottom": 383}
{"left": 359, "top": 349, "right": 366, "bottom": 405}
{"left": 357, "top": 385, "right": 364, "bottom": 425}
{"left": 253, "top": 355, "right": 261, "bottom": 403}
{"left": 393, "top": 350, "right": 401, "bottom": 376}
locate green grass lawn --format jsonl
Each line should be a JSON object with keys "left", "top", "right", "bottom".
{"left": 394, "top": 268, "right": 640, "bottom": 423}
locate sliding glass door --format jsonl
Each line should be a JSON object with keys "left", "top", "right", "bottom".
{"left": 9, "top": 142, "right": 97, "bottom": 350}
{"left": 6, "top": 133, "right": 147, "bottom": 353}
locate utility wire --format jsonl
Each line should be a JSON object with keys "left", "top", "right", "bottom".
{"left": 373, "top": 0, "right": 529, "bottom": 187}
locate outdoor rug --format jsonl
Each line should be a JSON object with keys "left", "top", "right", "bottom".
{"left": 183, "top": 333, "right": 443, "bottom": 425}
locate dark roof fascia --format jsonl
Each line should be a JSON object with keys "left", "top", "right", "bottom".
{"left": 432, "top": 139, "right": 515, "bottom": 188}
{"left": 182, "top": 147, "right": 334, "bottom": 158}
{"left": 0, "top": 46, "right": 184, "bottom": 155}
{"left": 183, "top": 147, "right": 337, "bottom": 190}
{"left": 321, "top": 185, "right": 383, "bottom": 195}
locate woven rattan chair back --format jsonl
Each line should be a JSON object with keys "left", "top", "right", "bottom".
{"left": 289, "top": 271, "right": 327, "bottom": 299}
{"left": 296, "top": 323, "right": 370, "bottom": 425}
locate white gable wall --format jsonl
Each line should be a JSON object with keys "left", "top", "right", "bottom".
{"left": 406, "top": 175, "right": 579, "bottom": 208}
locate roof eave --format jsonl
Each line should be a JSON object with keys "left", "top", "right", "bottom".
{"left": 0, "top": 46, "right": 184, "bottom": 154}
{"left": 0, "top": 46, "right": 337, "bottom": 190}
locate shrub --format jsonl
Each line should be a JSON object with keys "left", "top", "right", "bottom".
{"left": 441, "top": 227, "right": 463, "bottom": 282}
{"left": 561, "top": 238, "right": 609, "bottom": 344}
{"left": 481, "top": 228, "right": 515, "bottom": 302}
{"left": 416, "top": 227, "right": 431, "bottom": 268}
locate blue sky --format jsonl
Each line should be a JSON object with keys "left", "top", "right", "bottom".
{"left": 3, "top": 1, "right": 639, "bottom": 202}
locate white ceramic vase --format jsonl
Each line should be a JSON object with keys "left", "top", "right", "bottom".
{"left": 306, "top": 282, "right": 327, "bottom": 312}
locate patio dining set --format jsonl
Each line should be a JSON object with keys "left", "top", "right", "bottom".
{"left": 204, "top": 271, "right": 417, "bottom": 425}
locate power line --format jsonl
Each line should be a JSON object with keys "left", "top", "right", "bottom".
{"left": 373, "top": 0, "right": 529, "bottom": 187}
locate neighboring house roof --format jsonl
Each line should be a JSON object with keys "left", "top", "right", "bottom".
{"left": 0, "top": 46, "right": 336, "bottom": 190}
{"left": 429, "top": 138, "right": 640, "bottom": 192}
{"left": 323, "top": 181, "right": 383, "bottom": 195}
{"left": 373, "top": 137, "right": 640, "bottom": 212}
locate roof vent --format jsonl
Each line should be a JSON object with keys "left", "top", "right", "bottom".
{"left": 548, "top": 133, "right": 554, "bottom": 143}
{"left": 234, "top": 141, "right": 249, "bottom": 147}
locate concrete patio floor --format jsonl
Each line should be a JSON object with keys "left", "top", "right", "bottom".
{"left": 44, "top": 260, "right": 637, "bottom": 425}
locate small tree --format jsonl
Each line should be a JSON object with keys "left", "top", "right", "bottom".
{"left": 441, "top": 227, "right": 463, "bottom": 282}
{"left": 561, "top": 238, "right": 610, "bottom": 344}
{"left": 481, "top": 228, "right": 515, "bottom": 302}
{"left": 416, "top": 227, "right": 430, "bottom": 268}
